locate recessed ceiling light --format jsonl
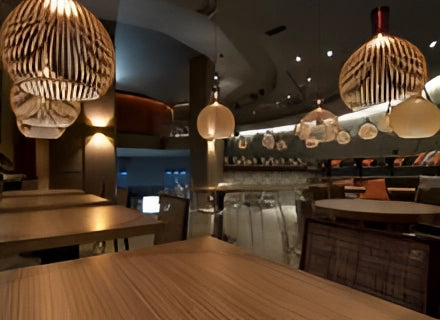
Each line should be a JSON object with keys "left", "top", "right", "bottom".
{"left": 429, "top": 41, "right": 437, "bottom": 48}
{"left": 327, "top": 50, "right": 333, "bottom": 57}
{"left": 286, "top": 95, "right": 291, "bottom": 99}
{"left": 307, "top": 77, "right": 312, "bottom": 83}
{"left": 295, "top": 56, "right": 301, "bottom": 62}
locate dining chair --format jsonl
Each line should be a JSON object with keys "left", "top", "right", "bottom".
{"left": 153, "top": 194, "right": 189, "bottom": 244}
{"left": 113, "top": 187, "right": 130, "bottom": 252}
{"left": 359, "top": 178, "right": 390, "bottom": 200}
{"left": 414, "top": 175, "right": 440, "bottom": 205}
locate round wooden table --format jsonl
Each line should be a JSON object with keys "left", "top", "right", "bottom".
{"left": 314, "top": 198, "right": 440, "bottom": 224}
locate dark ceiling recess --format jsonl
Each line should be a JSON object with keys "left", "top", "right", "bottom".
{"left": 265, "top": 25, "right": 286, "bottom": 36}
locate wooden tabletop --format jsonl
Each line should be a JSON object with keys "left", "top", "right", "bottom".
{"left": 0, "top": 205, "right": 164, "bottom": 257}
{"left": 0, "top": 193, "right": 111, "bottom": 213}
{"left": 2, "top": 189, "right": 85, "bottom": 198}
{"left": 315, "top": 198, "right": 440, "bottom": 223}
{"left": 0, "top": 236, "right": 433, "bottom": 320}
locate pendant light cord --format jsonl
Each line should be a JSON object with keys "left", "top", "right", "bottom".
{"left": 213, "top": 23, "right": 220, "bottom": 99}
{"left": 316, "top": 0, "right": 321, "bottom": 103}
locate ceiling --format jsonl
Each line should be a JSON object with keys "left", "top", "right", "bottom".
{"left": 2, "top": 0, "right": 440, "bottom": 131}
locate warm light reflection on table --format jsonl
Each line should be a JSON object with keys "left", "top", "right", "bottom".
{"left": 0, "top": 205, "right": 163, "bottom": 257}
{"left": 0, "top": 236, "right": 435, "bottom": 320}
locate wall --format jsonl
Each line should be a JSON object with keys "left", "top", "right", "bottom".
{"left": 117, "top": 156, "right": 190, "bottom": 194}
{"left": 0, "top": 71, "right": 16, "bottom": 163}
{"left": 50, "top": 88, "right": 117, "bottom": 199}
{"left": 226, "top": 131, "right": 440, "bottom": 162}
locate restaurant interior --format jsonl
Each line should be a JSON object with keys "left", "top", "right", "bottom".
{"left": 1, "top": 0, "right": 440, "bottom": 319}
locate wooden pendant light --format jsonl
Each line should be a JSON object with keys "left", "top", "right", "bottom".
{"left": 339, "top": 7, "right": 427, "bottom": 111}
{"left": 0, "top": 0, "right": 115, "bottom": 102}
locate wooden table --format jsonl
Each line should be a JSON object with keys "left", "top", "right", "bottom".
{"left": 0, "top": 193, "right": 111, "bottom": 213}
{"left": 0, "top": 236, "right": 434, "bottom": 320}
{"left": 0, "top": 205, "right": 164, "bottom": 257}
{"left": 314, "top": 198, "right": 440, "bottom": 224}
{"left": 2, "top": 189, "right": 85, "bottom": 198}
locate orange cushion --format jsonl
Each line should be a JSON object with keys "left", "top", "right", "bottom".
{"left": 359, "top": 179, "right": 389, "bottom": 200}
{"left": 413, "top": 152, "right": 427, "bottom": 166}
{"left": 331, "top": 159, "right": 342, "bottom": 167}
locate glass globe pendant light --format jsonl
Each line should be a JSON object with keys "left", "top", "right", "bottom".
{"left": 389, "top": 95, "right": 440, "bottom": 138}
{"left": 296, "top": 100, "right": 340, "bottom": 147}
{"left": 197, "top": 85, "right": 235, "bottom": 141}
{"left": 0, "top": 0, "right": 115, "bottom": 102}
{"left": 358, "top": 122, "right": 378, "bottom": 140}
{"left": 339, "top": 7, "right": 427, "bottom": 111}
{"left": 336, "top": 130, "right": 351, "bottom": 145}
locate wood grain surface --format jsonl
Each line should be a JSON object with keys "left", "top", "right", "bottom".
{"left": 302, "top": 220, "right": 436, "bottom": 314}
{"left": 2, "top": 189, "right": 85, "bottom": 198}
{"left": 0, "top": 193, "right": 111, "bottom": 213}
{"left": 314, "top": 198, "right": 440, "bottom": 223}
{"left": 0, "top": 205, "right": 163, "bottom": 256}
{"left": 0, "top": 236, "right": 434, "bottom": 319}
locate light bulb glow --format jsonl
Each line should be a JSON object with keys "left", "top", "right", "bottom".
{"left": 1, "top": 0, "right": 115, "bottom": 102}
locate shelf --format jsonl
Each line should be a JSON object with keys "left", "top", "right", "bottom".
{"left": 223, "top": 164, "right": 312, "bottom": 172}
{"left": 329, "top": 165, "right": 440, "bottom": 177}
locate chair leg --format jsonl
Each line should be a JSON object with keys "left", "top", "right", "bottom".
{"left": 113, "top": 239, "right": 119, "bottom": 252}
{"left": 124, "top": 238, "right": 129, "bottom": 251}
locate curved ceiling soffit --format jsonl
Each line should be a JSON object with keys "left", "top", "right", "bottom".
{"left": 113, "top": 0, "right": 276, "bottom": 105}
{"left": 213, "top": 1, "right": 277, "bottom": 104}
{"left": 81, "top": 0, "right": 121, "bottom": 21}
{"left": 114, "top": 23, "right": 202, "bottom": 104}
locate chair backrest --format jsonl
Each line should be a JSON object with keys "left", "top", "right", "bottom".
{"left": 116, "top": 187, "right": 129, "bottom": 207}
{"left": 306, "top": 184, "right": 345, "bottom": 201}
{"left": 359, "top": 178, "right": 389, "bottom": 200}
{"left": 154, "top": 194, "right": 189, "bottom": 245}
{"left": 415, "top": 175, "right": 440, "bottom": 205}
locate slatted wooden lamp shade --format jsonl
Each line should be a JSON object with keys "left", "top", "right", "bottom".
{"left": 0, "top": 0, "right": 115, "bottom": 102}
{"left": 339, "top": 7, "right": 427, "bottom": 111}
